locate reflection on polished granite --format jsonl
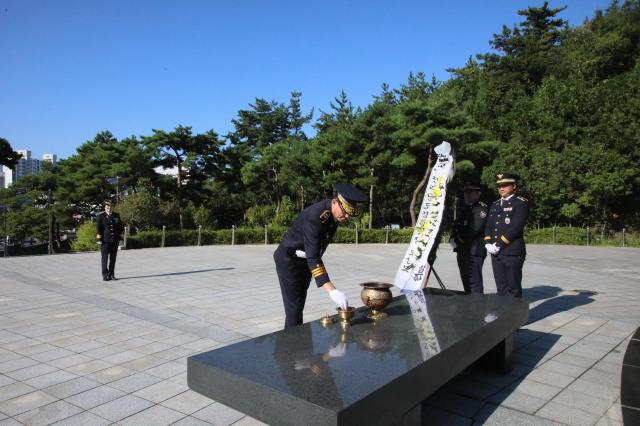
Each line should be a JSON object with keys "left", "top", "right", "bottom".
{"left": 188, "top": 289, "right": 528, "bottom": 426}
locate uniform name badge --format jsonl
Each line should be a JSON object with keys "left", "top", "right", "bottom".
{"left": 505, "top": 218, "right": 511, "bottom": 224}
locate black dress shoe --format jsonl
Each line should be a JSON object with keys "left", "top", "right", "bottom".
{"left": 102, "top": 276, "right": 110, "bottom": 281}
{"left": 109, "top": 275, "right": 117, "bottom": 281}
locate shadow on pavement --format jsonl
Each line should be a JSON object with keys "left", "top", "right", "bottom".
{"left": 120, "top": 267, "right": 235, "bottom": 279}
{"left": 421, "top": 286, "right": 596, "bottom": 423}
{"left": 526, "top": 286, "right": 596, "bottom": 323}
{"left": 423, "top": 329, "right": 561, "bottom": 425}
{"left": 523, "top": 285, "right": 562, "bottom": 304}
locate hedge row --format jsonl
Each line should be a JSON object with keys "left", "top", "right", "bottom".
{"left": 525, "top": 226, "right": 638, "bottom": 246}
{"left": 123, "top": 226, "right": 637, "bottom": 249}
{"left": 125, "top": 226, "right": 416, "bottom": 248}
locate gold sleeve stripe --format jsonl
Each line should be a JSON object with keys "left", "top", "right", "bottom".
{"left": 500, "top": 235, "right": 510, "bottom": 244}
{"left": 484, "top": 236, "right": 491, "bottom": 241}
{"left": 311, "top": 266, "right": 327, "bottom": 277}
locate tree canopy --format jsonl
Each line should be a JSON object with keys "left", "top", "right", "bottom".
{"left": 2, "top": 1, "right": 639, "bottom": 243}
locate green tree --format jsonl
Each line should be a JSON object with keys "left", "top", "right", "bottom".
{"left": 116, "top": 178, "right": 162, "bottom": 230}
{"left": 227, "top": 93, "right": 313, "bottom": 221}
{"left": 0, "top": 163, "right": 65, "bottom": 250}
{"left": 0, "top": 137, "right": 20, "bottom": 168}
{"left": 141, "top": 126, "right": 223, "bottom": 230}
{"left": 57, "top": 131, "right": 155, "bottom": 218}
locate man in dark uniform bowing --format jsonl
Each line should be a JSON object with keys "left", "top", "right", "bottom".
{"left": 484, "top": 173, "right": 529, "bottom": 298}
{"left": 451, "top": 183, "right": 488, "bottom": 294}
{"left": 96, "top": 199, "right": 124, "bottom": 281}
{"left": 273, "top": 183, "right": 368, "bottom": 329}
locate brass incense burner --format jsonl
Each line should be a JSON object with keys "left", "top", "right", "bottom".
{"left": 360, "top": 282, "right": 393, "bottom": 319}
{"left": 336, "top": 306, "right": 356, "bottom": 323}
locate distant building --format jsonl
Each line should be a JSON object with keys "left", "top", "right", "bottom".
{"left": 42, "top": 153, "right": 57, "bottom": 164}
{"left": 2, "top": 166, "right": 13, "bottom": 188}
{"left": 1, "top": 150, "right": 58, "bottom": 187}
{"left": 14, "top": 150, "right": 41, "bottom": 182}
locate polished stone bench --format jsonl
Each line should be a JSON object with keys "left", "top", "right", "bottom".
{"left": 187, "top": 289, "right": 529, "bottom": 426}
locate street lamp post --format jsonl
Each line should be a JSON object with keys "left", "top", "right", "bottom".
{"left": 0, "top": 205, "right": 6, "bottom": 257}
{"left": 47, "top": 189, "right": 53, "bottom": 255}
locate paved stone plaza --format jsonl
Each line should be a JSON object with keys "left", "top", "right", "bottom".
{"left": 0, "top": 244, "right": 638, "bottom": 425}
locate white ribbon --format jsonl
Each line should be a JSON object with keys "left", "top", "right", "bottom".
{"left": 394, "top": 141, "right": 455, "bottom": 291}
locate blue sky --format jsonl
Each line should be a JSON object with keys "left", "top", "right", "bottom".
{"left": 1, "top": 0, "right": 611, "bottom": 159}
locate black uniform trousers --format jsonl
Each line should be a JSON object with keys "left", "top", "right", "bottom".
{"left": 100, "top": 242, "right": 119, "bottom": 278}
{"left": 456, "top": 252, "right": 485, "bottom": 294}
{"left": 491, "top": 254, "right": 525, "bottom": 298}
{"left": 274, "top": 245, "right": 311, "bottom": 329}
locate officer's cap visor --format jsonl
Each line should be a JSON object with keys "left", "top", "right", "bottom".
{"left": 496, "top": 179, "right": 516, "bottom": 185}
{"left": 337, "top": 194, "right": 363, "bottom": 216}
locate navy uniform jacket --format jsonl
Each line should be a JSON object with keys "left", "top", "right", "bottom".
{"left": 96, "top": 212, "right": 124, "bottom": 243}
{"left": 279, "top": 200, "right": 338, "bottom": 287}
{"left": 451, "top": 201, "right": 488, "bottom": 257}
{"left": 484, "top": 195, "right": 529, "bottom": 255}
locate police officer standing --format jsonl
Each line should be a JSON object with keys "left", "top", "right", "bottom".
{"left": 96, "top": 200, "right": 124, "bottom": 281}
{"left": 484, "top": 173, "right": 529, "bottom": 297}
{"left": 273, "top": 183, "right": 368, "bottom": 329}
{"left": 450, "top": 183, "right": 488, "bottom": 294}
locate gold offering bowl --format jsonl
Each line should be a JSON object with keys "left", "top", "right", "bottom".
{"left": 319, "top": 315, "right": 336, "bottom": 327}
{"left": 336, "top": 306, "right": 356, "bottom": 323}
{"left": 360, "top": 282, "right": 393, "bottom": 319}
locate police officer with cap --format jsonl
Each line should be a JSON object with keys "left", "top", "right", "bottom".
{"left": 273, "top": 183, "right": 368, "bottom": 328}
{"left": 484, "top": 173, "right": 529, "bottom": 297}
{"left": 450, "top": 183, "right": 488, "bottom": 294}
{"left": 96, "top": 199, "right": 124, "bottom": 281}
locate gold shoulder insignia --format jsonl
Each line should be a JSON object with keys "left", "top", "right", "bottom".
{"left": 479, "top": 201, "right": 487, "bottom": 207}
{"left": 320, "top": 210, "right": 331, "bottom": 223}
{"left": 517, "top": 196, "right": 528, "bottom": 202}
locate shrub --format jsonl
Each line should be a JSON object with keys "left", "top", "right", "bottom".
{"left": 246, "top": 205, "right": 276, "bottom": 227}
{"left": 72, "top": 221, "right": 99, "bottom": 252}
{"left": 121, "top": 225, "right": 637, "bottom": 250}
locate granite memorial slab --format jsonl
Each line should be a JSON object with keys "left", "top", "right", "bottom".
{"left": 188, "top": 289, "right": 529, "bottom": 426}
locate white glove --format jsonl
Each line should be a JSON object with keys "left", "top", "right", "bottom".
{"left": 329, "top": 289, "right": 348, "bottom": 310}
{"left": 485, "top": 243, "right": 500, "bottom": 255}
{"left": 295, "top": 250, "right": 307, "bottom": 258}
{"left": 449, "top": 238, "right": 457, "bottom": 250}
{"left": 484, "top": 312, "right": 497, "bottom": 323}
{"left": 294, "top": 360, "right": 311, "bottom": 370}
{"left": 328, "top": 342, "right": 346, "bottom": 358}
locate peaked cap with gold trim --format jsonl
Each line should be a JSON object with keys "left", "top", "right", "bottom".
{"left": 335, "top": 183, "right": 368, "bottom": 216}
{"left": 495, "top": 173, "right": 517, "bottom": 185}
